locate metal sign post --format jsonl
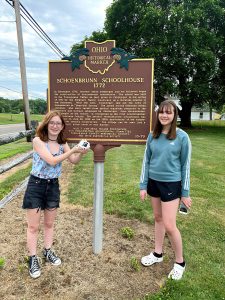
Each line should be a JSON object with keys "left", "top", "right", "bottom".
{"left": 93, "top": 161, "right": 104, "bottom": 254}
{"left": 92, "top": 144, "right": 120, "bottom": 254}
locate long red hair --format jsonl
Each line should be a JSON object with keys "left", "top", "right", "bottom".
{"left": 36, "top": 110, "right": 67, "bottom": 144}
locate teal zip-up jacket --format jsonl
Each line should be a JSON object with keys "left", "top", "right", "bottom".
{"left": 140, "top": 128, "right": 191, "bottom": 197}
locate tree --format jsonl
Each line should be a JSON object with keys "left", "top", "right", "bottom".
{"left": 0, "top": 97, "right": 46, "bottom": 114}
{"left": 71, "top": 30, "right": 108, "bottom": 53}
{"left": 104, "top": 0, "right": 225, "bottom": 127}
{"left": 30, "top": 99, "right": 47, "bottom": 114}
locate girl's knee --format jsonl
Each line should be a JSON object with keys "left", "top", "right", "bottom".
{"left": 154, "top": 213, "right": 163, "bottom": 223}
{"left": 28, "top": 224, "right": 39, "bottom": 234}
{"left": 44, "top": 221, "right": 54, "bottom": 230}
{"left": 164, "top": 223, "right": 178, "bottom": 235}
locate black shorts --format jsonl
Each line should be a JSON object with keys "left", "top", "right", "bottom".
{"left": 22, "top": 175, "right": 60, "bottom": 210}
{"left": 147, "top": 178, "right": 181, "bottom": 202}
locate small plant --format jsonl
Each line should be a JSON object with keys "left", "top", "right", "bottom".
{"left": 18, "top": 256, "right": 29, "bottom": 273}
{"left": 0, "top": 258, "right": 5, "bottom": 269}
{"left": 120, "top": 226, "right": 134, "bottom": 240}
{"left": 130, "top": 256, "right": 140, "bottom": 272}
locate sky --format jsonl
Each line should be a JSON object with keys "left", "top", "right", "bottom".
{"left": 0, "top": 0, "right": 113, "bottom": 100}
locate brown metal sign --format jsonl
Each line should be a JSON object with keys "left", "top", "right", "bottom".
{"left": 48, "top": 40, "right": 154, "bottom": 144}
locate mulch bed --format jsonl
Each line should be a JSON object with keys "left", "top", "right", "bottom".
{"left": 0, "top": 161, "right": 173, "bottom": 300}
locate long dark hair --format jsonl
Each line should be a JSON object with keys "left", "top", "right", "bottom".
{"left": 36, "top": 110, "right": 67, "bottom": 144}
{"left": 152, "top": 100, "right": 178, "bottom": 140}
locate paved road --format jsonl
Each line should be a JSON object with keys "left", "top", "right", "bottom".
{"left": 0, "top": 124, "right": 26, "bottom": 137}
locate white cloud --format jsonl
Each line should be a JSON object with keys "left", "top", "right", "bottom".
{"left": 0, "top": 0, "right": 113, "bottom": 100}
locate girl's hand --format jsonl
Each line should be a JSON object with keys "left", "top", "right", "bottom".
{"left": 72, "top": 145, "right": 88, "bottom": 154}
{"left": 181, "top": 196, "right": 192, "bottom": 209}
{"left": 140, "top": 190, "right": 147, "bottom": 201}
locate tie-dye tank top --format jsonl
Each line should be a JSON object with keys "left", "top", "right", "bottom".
{"left": 30, "top": 143, "right": 64, "bottom": 179}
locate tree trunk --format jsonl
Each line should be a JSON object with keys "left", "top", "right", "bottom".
{"left": 179, "top": 102, "right": 193, "bottom": 128}
{"left": 209, "top": 106, "right": 212, "bottom": 120}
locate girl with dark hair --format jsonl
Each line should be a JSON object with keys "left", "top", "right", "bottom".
{"left": 22, "top": 110, "right": 89, "bottom": 279}
{"left": 140, "top": 100, "right": 192, "bottom": 280}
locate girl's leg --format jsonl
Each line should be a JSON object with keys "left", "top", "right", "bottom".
{"left": 26, "top": 209, "right": 41, "bottom": 256}
{"left": 161, "top": 199, "right": 183, "bottom": 263}
{"left": 151, "top": 197, "right": 166, "bottom": 254}
{"left": 43, "top": 208, "right": 58, "bottom": 249}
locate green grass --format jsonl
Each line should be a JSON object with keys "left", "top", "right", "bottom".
{"left": 0, "top": 164, "right": 31, "bottom": 199}
{"left": 0, "top": 257, "right": 5, "bottom": 268}
{"left": 0, "top": 113, "right": 43, "bottom": 124}
{"left": 68, "top": 122, "right": 225, "bottom": 300}
{"left": 0, "top": 138, "right": 32, "bottom": 161}
{"left": 192, "top": 119, "right": 225, "bottom": 128}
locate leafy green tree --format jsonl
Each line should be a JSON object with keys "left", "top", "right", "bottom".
{"left": 0, "top": 99, "right": 11, "bottom": 113}
{"left": 71, "top": 30, "right": 108, "bottom": 53}
{"left": 104, "top": 0, "right": 225, "bottom": 127}
{"left": 0, "top": 97, "right": 46, "bottom": 114}
{"left": 29, "top": 99, "right": 46, "bottom": 114}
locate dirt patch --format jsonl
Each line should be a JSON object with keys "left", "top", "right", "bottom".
{"left": 0, "top": 161, "right": 174, "bottom": 300}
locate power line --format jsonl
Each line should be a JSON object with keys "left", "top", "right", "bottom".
{"left": 0, "top": 85, "right": 43, "bottom": 99}
{"left": 5, "top": 0, "right": 66, "bottom": 57}
{"left": 20, "top": 15, "right": 63, "bottom": 58}
{"left": 20, "top": 3, "right": 65, "bottom": 57}
{"left": 0, "top": 85, "right": 21, "bottom": 95}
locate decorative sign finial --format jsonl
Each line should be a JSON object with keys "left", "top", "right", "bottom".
{"left": 62, "top": 48, "right": 89, "bottom": 71}
{"left": 111, "top": 47, "right": 137, "bottom": 70}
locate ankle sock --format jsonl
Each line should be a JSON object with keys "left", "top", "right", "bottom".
{"left": 176, "top": 261, "right": 185, "bottom": 267}
{"left": 153, "top": 252, "right": 162, "bottom": 258}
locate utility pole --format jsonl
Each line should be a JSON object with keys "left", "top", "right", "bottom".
{"left": 13, "top": 0, "right": 31, "bottom": 141}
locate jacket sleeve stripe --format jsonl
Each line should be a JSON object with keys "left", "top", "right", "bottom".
{"left": 183, "top": 137, "right": 192, "bottom": 191}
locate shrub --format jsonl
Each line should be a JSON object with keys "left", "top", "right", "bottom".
{"left": 120, "top": 226, "right": 134, "bottom": 240}
{"left": 130, "top": 256, "right": 140, "bottom": 272}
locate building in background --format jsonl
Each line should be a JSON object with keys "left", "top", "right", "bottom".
{"left": 164, "top": 95, "right": 220, "bottom": 121}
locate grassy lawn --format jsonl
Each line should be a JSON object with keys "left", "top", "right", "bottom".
{"left": 0, "top": 164, "right": 31, "bottom": 200}
{"left": 0, "top": 113, "right": 43, "bottom": 125}
{"left": 68, "top": 121, "right": 225, "bottom": 300}
{"left": 0, "top": 138, "right": 32, "bottom": 199}
{"left": 0, "top": 138, "right": 33, "bottom": 161}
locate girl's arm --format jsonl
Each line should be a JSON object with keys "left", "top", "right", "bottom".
{"left": 63, "top": 142, "right": 88, "bottom": 164}
{"left": 33, "top": 137, "right": 85, "bottom": 166}
{"left": 140, "top": 133, "right": 152, "bottom": 191}
{"left": 180, "top": 134, "right": 192, "bottom": 197}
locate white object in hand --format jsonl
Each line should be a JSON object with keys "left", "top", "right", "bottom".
{"left": 78, "top": 140, "right": 90, "bottom": 150}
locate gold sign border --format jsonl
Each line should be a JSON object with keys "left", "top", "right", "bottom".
{"left": 48, "top": 55, "right": 154, "bottom": 143}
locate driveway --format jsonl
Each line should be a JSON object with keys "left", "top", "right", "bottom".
{"left": 0, "top": 124, "right": 26, "bottom": 137}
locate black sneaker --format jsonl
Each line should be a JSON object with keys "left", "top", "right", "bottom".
{"left": 179, "top": 206, "right": 188, "bottom": 215}
{"left": 43, "top": 248, "right": 61, "bottom": 266}
{"left": 29, "top": 255, "right": 41, "bottom": 279}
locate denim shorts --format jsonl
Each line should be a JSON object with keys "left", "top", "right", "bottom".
{"left": 22, "top": 175, "right": 60, "bottom": 210}
{"left": 147, "top": 178, "right": 181, "bottom": 202}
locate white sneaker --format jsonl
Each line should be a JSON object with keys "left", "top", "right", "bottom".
{"left": 168, "top": 263, "right": 185, "bottom": 280}
{"left": 141, "top": 252, "right": 163, "bottom": 266}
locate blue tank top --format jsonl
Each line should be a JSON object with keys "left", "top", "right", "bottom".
{"left": 30, "top": 143, "right": 64, "bottom": 179}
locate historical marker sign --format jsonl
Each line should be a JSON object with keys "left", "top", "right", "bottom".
{"left": 48, "top": 40, "right": 154, "bottom": 144}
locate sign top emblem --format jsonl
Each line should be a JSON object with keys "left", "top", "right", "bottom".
{"left": 84, "top": 40, "right": 115, "bottom": 75}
